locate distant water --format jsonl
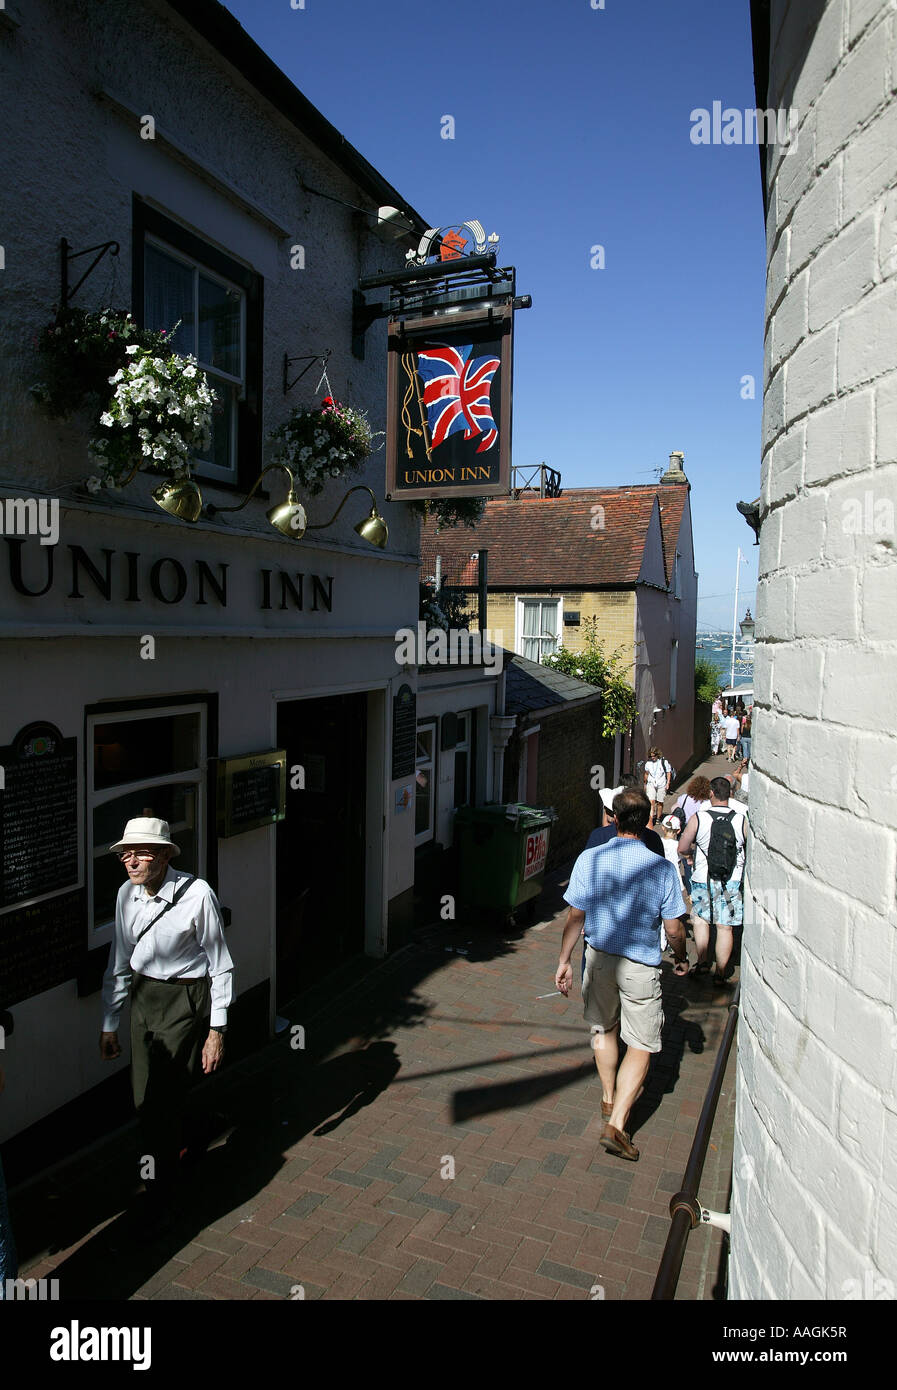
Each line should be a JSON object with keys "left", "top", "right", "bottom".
{"left": 695, "top": 638, "right": 754, "bottom": 689}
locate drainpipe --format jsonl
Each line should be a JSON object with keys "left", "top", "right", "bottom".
{"left": 489, "top": 714, "right": 516, "bottom": 801}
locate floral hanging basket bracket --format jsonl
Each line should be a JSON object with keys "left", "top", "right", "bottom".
{"left": 268, "top": 396, "right": 377, "bottom": 497}
{"left": 32, "top": 306, "right": 215, "bottom": 494}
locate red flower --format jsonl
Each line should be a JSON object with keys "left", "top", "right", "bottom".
{"left": 322, "top": 396, "right": 334, "bottom": 406}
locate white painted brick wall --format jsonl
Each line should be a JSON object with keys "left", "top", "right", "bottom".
{"left": 732, "top": 0, "right": 897, "bottom": 1302}
{"left": 838, "top": 282, "right": 897, "bottom": 390}
{"left": 804, "top": 388, "right": 874, "bottom": 484}
{"left": 815, "top": 25, "right": 889, "bottom": 163}
{"left": 853, "top": 731, "right": 897, "bottom": 826}
{"left": 843, "top": 102, "right": 897, "bottom": 222}
{"left": 755, "top": 572, "right": 795, "bottom": 638}
{"left": 793, "top": 563, "right": 858, "bottom": 637}
{"left": 789, "top": 160, "right": 841, "bottom": 273}
{"left": 766, "top": 421, "right": 805, "bottom": 507}
{"left": 875, "top": 376, "right": 897, "bottom": 463}
{"left": 787, "top": 715, "right": 854, "bottom": 803}
{"left": 808, "top": 212, "right": 877, "bottom": 330}
{"left": 784, "top": 322, "right": 838, "bottom": 422}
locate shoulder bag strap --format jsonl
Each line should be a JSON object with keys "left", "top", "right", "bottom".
{"left": 134, "top": 875, "right": 195, "bottom": 946}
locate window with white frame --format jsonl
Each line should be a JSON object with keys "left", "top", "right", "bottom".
{"left": 453, "top": 711, "right": 473, "bottom": 809}
{"left": 414, "top": 721, "right": 437, "bottom": 846}
{"left": 89, "top": 704, "right": 205, "bottom": 934}
{"left": 670, "top": 639, "right": 679, "bottom": 705}
{"left": 518, "top": 598, "right": 562, "bottom": 662}
{"left": 144, "top": 237, "right": 245, "bottom": 483}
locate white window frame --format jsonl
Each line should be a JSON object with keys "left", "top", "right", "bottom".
{"left": 453, "top": 710, "right": 473, "bottom": 809}
{"left": 144, "top": 234, "right": 246, "bottom": 484}
{"left": 87, "top": 702, "right": 207, "bottom": 943}
{"left": 414, "top": 719, "right": 438, "bottom": 848}
{"left": 670, "top": 639, "right": 679, "bottom": 706}
{"left": 516, "top": 596, "right": 564, "bottom": 663}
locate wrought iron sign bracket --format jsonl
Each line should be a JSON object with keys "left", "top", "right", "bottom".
{"left": 283, "top": 348, "right": 331, "bottom": 396}
{"left": 60, "top": 237, "right": 120, "bottom": 308}
{"left": 351, "top": 290, "right": 388, "bottom": 360}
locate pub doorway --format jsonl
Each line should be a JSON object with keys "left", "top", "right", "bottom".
{"left": 275, "top": 692, "right": 367, "bottom": 1006}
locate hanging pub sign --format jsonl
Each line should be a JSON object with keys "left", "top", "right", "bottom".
{"left": 386, "top": 304, "right": 513, "bottom": 501}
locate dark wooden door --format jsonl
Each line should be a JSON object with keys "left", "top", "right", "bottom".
{"left": 275, "top": 692, "right": 367, "bottom": 1006}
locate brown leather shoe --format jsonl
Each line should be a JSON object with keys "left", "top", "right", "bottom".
{"left": 600, "top": 1124, "right": 639, "bottom": 1161}
{"left": 601, "top": 1100, "right": 613, "bottom": 1119}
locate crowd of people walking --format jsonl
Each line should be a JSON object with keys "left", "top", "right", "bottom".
{"left": 710, "top": 692, "right": 751, "bottom": 761}
{"left": 557, "top": 703, "right": 751, "bottom": 1164}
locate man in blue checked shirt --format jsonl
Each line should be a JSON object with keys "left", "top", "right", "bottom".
{"left": 556, "top": 788, "right": 689, "bottom": 1162}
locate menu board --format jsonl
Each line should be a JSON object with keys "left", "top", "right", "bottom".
{"left": 391, "top": 683, "right": 417, "bottom": 780}
{"left": 0, "top": 888, "right": 86, "bottom": 1007}
{"left": 0, "top": 722, "right": 79, "bottom": 909}
{"left": 232, "top": 765, "right": 281, "bottom": 825}
{"left": 218, "top": 750, "right": 286, "bottom": 838}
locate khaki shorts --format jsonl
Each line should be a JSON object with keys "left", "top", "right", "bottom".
{"left": 582, "top": 945, "right": 663, "bottom": 1053}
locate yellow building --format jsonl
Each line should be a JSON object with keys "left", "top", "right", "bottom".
{"left": 421, "top": 459, "right": 697, "bottom": 772}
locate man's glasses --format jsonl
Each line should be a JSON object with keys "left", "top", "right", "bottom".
{"left": 116, "top": 850, "right": 159, "bottom": 862}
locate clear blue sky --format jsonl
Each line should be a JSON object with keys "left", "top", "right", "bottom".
{"left": 226, "top": 0, "right": 763, "bottom": 632}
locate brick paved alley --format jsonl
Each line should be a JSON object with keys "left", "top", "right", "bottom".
{"left": 13, "top": 821, "right": 736, "bottom": 1302}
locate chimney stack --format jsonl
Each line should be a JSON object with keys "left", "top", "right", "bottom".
{"left": 661, "top": 450, "right": 687, "bottom": 483}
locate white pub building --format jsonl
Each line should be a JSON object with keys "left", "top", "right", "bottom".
{"left": 0, "top": 0, "right": 502, "bottom": 1151}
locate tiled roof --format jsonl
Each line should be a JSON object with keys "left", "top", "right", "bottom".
{"left": 503, "top": 649, "right": 601, "bottom": 716}
{"left": 420, "top": 482, "right": 688, "bottom": 588}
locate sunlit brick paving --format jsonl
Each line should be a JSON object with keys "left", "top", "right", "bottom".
{"left": 18, "top": 874, "right": 735, "bottom": 1301}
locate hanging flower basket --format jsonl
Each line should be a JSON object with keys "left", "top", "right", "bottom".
{"left": 31, "top": 306, "right": 215, "bottom": 494}
{"left": 268, "top": 396, "right": 376, "bottom": 496}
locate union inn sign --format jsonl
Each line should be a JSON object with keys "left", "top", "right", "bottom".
{"left": 356, "top": 220, "right": 530, "bottom": 502}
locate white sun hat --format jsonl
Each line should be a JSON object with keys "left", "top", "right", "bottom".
{"left": 598, "top": 785, "right": 624, "bottom": 813}
{"left": 109, "top": 816, "right": 180, "bottom": 856}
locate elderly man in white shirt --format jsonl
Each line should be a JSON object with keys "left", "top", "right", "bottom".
{"left": 100, "top": 817, "right": 234, "bottom": 1223}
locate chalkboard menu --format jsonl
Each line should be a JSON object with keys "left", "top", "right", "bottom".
{"left": 218, "top": 750, "right": 286, "bottom": 838}
{"left": 0, "top": 887, "right": 86, "bottom": 1007}
{"left": 391, "top": 683, "right": 417, "bottom": 780}
{"left": 0, "top": 722, "right": 79, "bottom": 909}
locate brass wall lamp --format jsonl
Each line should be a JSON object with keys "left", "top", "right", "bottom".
{"left": 112, "top": 460, "right": 205, "bottom": 523}
{"left": 308, "top": 484, "right": 389, "bottom": 549}
{"left": 206, "top": 463, "right": 307, "bottom": 537}
{"left": 206, "top": 469, "right": 388, "bottom": 549}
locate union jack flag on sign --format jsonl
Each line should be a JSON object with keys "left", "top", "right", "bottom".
{"left": 415, "top": 342, "right": 500, "bottom": 453}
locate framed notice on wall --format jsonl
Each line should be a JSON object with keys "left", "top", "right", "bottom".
{"left": 386, "top": 305, "right": 513, "bottom": 501}
{"left": 0, "top": 722, "right": 79, "bottom": 909}
{"left": 217, "top": 750, "right": 287, "bottom": 838}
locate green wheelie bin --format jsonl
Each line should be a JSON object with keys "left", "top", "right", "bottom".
{"left": 454, "top": 803, "right": 557, "bottom": 920}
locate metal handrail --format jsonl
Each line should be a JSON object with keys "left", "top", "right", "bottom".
{"left": 651, "top": 982, "right": 740, "bottom": 1299}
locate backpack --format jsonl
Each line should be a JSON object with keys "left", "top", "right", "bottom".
{"left": 704, "top": 810, "right": 739, "bottom": 883}
{"left": 669, "top": 805, "right": 687, "bottom": 832}
{"left": 663, "top": 758, "right": 676, "bottom": 783}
